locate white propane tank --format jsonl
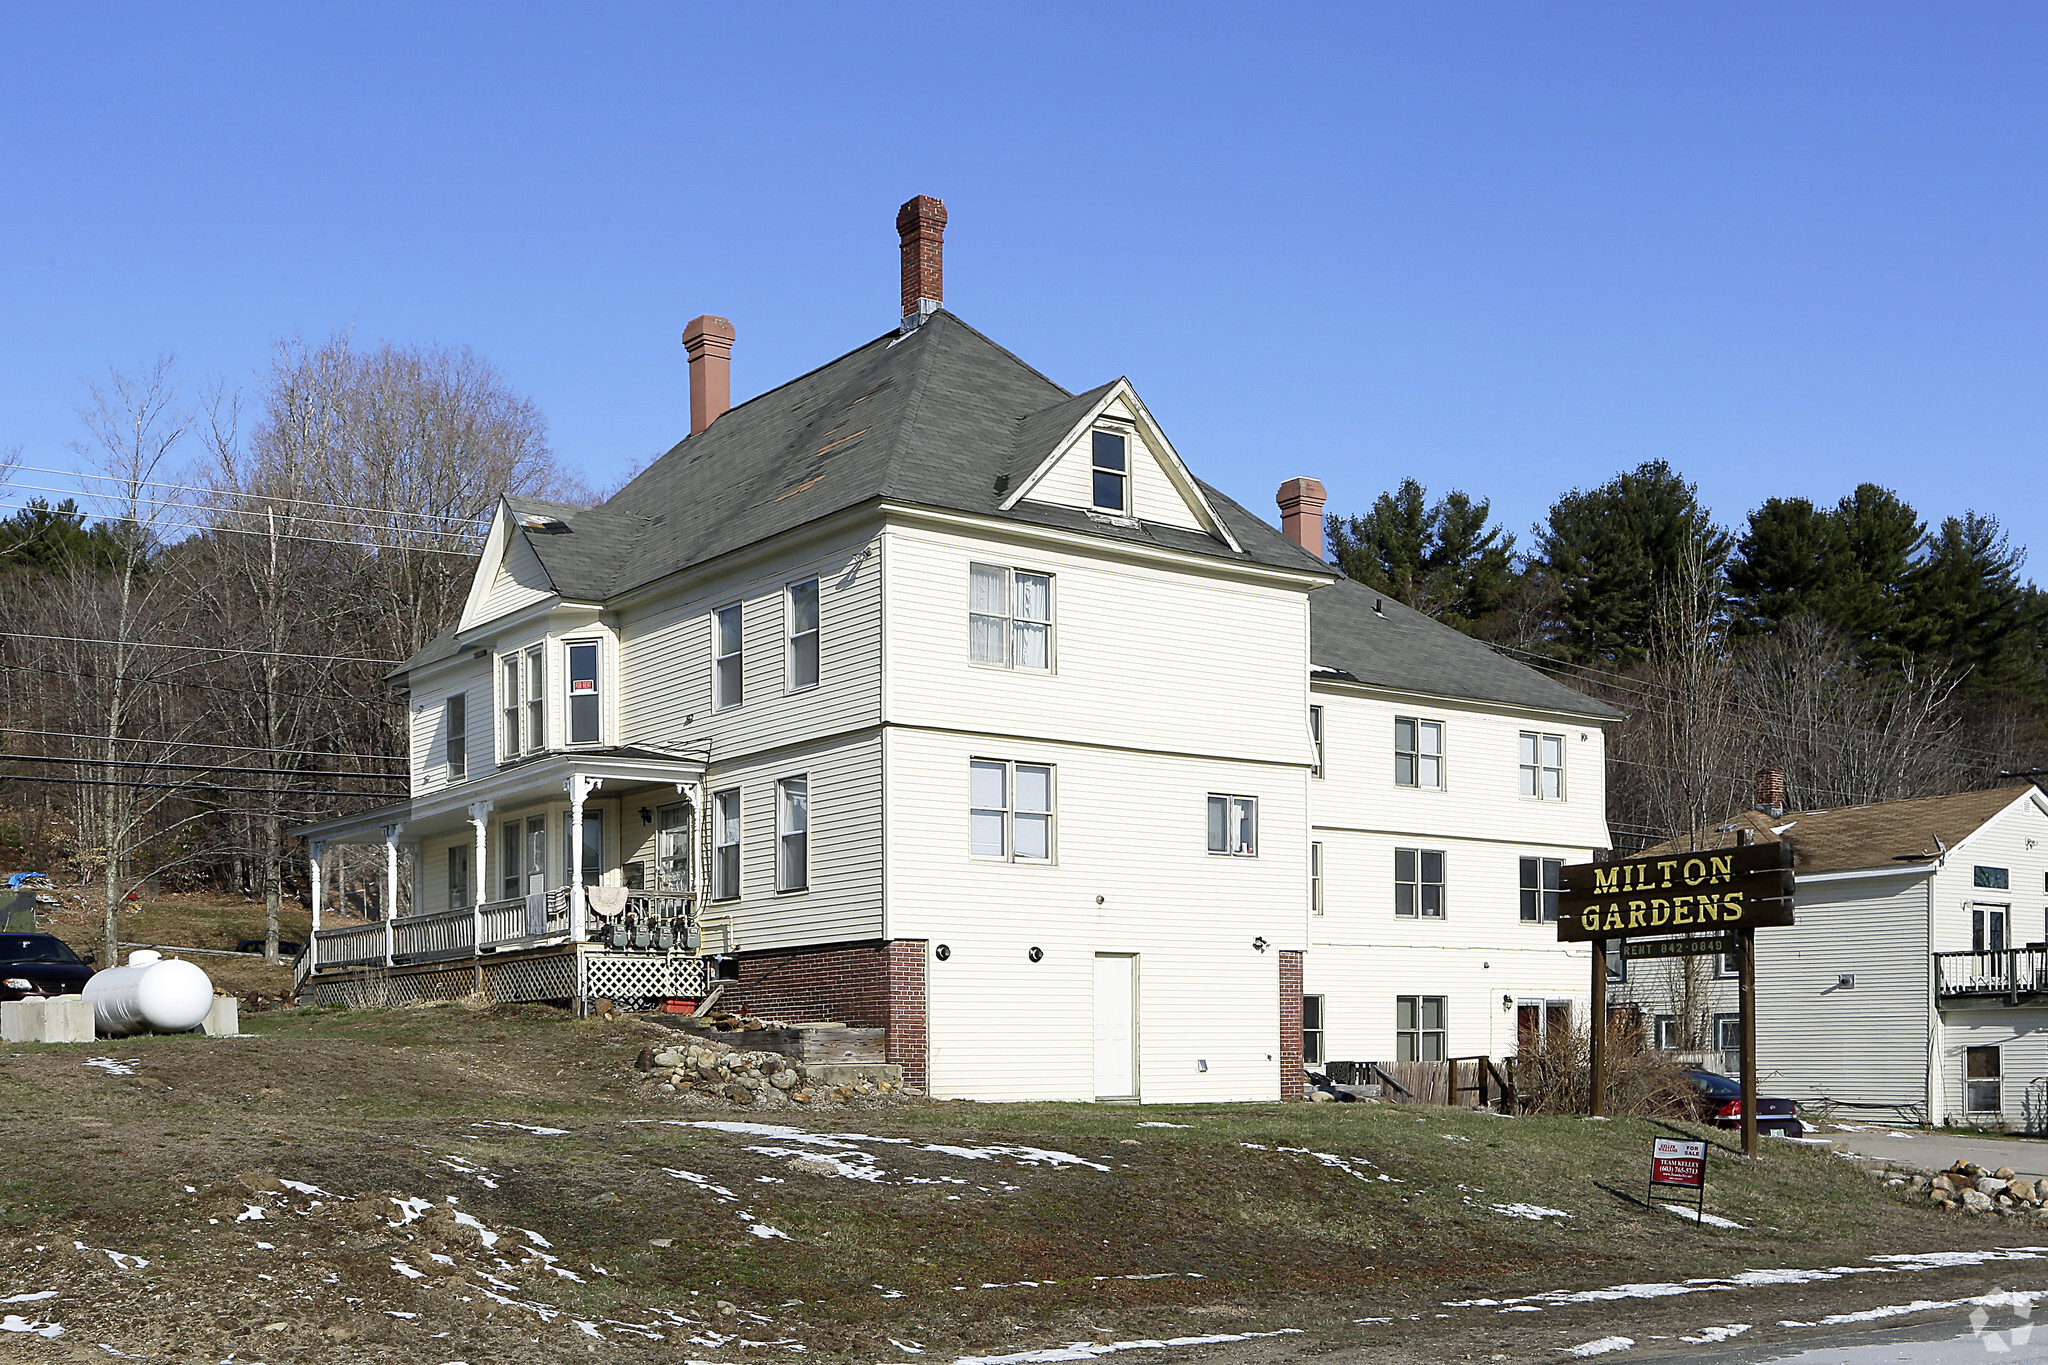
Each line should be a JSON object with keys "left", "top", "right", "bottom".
{"left": 82, "top": 949, "right": 214, "bottom": 1036}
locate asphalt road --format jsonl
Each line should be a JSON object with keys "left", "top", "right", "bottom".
{"left": 1680, "top": 1311, "right": 2048, "bottom": 1362}
{"left": 1816, "top": 1127, "right": 2048, "bottom": 1181}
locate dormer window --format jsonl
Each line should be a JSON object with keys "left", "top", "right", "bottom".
{"left": 1091, "top": 430, "right": 1128, "bottom": 513}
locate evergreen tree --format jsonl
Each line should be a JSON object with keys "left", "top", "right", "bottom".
{"left": 1832, "top": 483, "right": 1924, "bottom": 658}
{"left": 1901, "top": 512, "right": 2038, "bottom": 693}
{"left": 1534, "top": 460, "right": 1730, "bottom": 664}
{"left": 0, "top": 498, "right": 128, "bottom": 576}
{"left": 1325, "top": 479, "right": 1515, "bottom": 631}
{"left": 1726, "top": 496, "right": 1855, "bottom": 636}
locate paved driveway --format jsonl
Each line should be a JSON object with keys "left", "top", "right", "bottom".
{"left": 1816, "top": 1125, "right": 2048, "bottom": 1180}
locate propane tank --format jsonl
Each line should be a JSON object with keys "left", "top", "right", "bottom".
{"left": 82, "top": 948, "right": 214, "bottom": 1036}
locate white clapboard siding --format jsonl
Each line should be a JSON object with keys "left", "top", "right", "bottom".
{"left": 697, "top": 731, "right": 883, "bottom": 955}
{"left": 1930, "top": 796, "right": 2048, "bottom": 955}
{"left": 881, "top": 523, "right": 1312, "bottom": 765}
{"left": 1304, "top": 828, "right": 1594, "bottom": 1064}
{"left": 406, "top": 667, "right": 493, "bottom": 795}
{"left": 1937, "top": 1011, "right": 2048, "bottom": 1129}
{"left": 1309, "top": 687, "right": 1612, "bottom": 852}
{"left": 1752, "top": 872, "right": 1933, "bottom": 1108}
{"left": 620, "top": 530, "right": 882, "bottom": 758}
{"left": 887, "top": 727, "right": 1307, "bottom": 1102}
{"left": 476, "top": 530, "right": 557, "bottom": 623}
{"left": 1020, "top": 396, "right": 1208, "bottom": 533}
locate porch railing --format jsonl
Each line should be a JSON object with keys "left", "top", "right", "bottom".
{"left": 1935, "top": 948, "right": 2048, "bottom": 1001}
{"left": 307, "top": 886, "right": 696, "bottom": 973}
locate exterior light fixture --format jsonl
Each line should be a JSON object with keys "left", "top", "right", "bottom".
{"left": 1252, "top": 936, "right": 1269, "bottom": 952}
{"left": 639, "top": 807, "right": 653, "bottom": 825}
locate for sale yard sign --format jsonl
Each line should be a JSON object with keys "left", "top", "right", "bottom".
{"left": 1648, "top": 1138, "right": 1708, "bottom": 1217}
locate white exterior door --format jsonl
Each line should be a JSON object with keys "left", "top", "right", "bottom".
{"left": 1094, "top": 953, "right": 1137, "bottom": 1100}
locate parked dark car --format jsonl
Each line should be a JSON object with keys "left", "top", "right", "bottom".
{"left": 0, "top": 933, "right": 95, "bottom": 1001}
{"left": 1684, "top": 1069, "right": 1801, "bottom": 1137}
{"left": 235, "top": 940, "right": 303, "bottom": 956}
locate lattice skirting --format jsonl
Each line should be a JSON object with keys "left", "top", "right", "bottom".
{"left": 300, "top": 949, "right": 704, "bottom": 1011}
{"left": 584, "top": 952, "right": 708, "bottom": 1012}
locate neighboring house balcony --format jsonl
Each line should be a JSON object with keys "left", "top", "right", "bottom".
{"left": 292, "top": 747, "right": 707, "bottom": 1013}
{"left": 1935, "top": 948, "right": 2048, "bottom": 1005}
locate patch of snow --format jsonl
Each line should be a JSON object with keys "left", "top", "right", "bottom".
{"left": 1492, "top": 1204, "right": 1571, "bottom": 1221}
{"left": 1678, "top": 1324, "right": 1750, "bottom": 1344}
{"left": 1781, "top": 1287, "right": 2048, "bottom": 1328}
{"left": 72, "top": 1242, "right": 148, "bottom": 1270}
{"left": 1441, "top": 1134, "right": 1472, "bottom": 1143}
{"left": 663, "top": 1121, "right": 1111, "bottom": 1172}
{"left": 889, "top": 1338, "right": 926, "bottom": 1354}
{"left": 1770, "top": 1136, "right": 1835, "bottom": 1146}
{"left": 386, "top": 1196, "right": 433, "bottom": 1225}
{"left": 472, "top": 1121, "right": 570, "bottom": 1136}
{"left": 0, "top": 1314, "right": 62, "bottom": 1338}
{"left": 749, "top": 1223, "right": 792, "bottom": 1241}
{"left": 746, "top": 1146, "right": 885, "bottom": 1181}
{"left": 664, "top": 1168, "right": 742, "bottom": 1201}
{"left": 1352, "top": 1317, "right": 1393, "bottom": 1325}
{"left": 278, "top": 1179, "right": 333, "bottom": 1196}
{"left": 451, "top": 1209, "right": 501, "bottom": 1248}
{"left": 233, "top": 1205, "right": 266, "bottom": 1223}
{"left": 1660, "top": 1204, "right": 1747, "bottom": 1229}
{"left": 1568, "top": 1336, "right": 1634, "bottom": 1357}
{"left": 82, "top": 1058, "right": 138, "bottom": 1076}
{"left": 949, "top": 1328, "right": 1303, "bottom": 1365}
{"left": 0, "top": 1294, "right": 55, "bottom": 1305}
{"left": 1134, "top": 1122, "right": 1190, "bottom": 1129}
{"left": 390, "top": 1260, "right": 427, "bottom": 1280}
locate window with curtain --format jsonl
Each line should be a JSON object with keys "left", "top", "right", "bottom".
{"left": 968, "top": 564, "right": 1053, "bottom": 670}
{"left": 969, "top": 759, "right": 1053, "bottom": 861}
{"left": 713, "top": 789, "right": 741, "bottom": 899}
{"left": 1205, "top": 794, "right": 1257, "bottom": 856}
{"left": 777, "top": 776, "right": 808, "bottom": 892}
{"left": 787, "top": 578, "right": 820, "bottom": 690}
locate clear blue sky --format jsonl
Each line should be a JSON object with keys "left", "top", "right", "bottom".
{"left": 2, "top": 4, "right": 2044, "bottom": 573}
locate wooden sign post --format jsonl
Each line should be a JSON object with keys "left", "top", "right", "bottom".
{"left": 1559, "top": 842, "right": 1795, "bottom": 1157}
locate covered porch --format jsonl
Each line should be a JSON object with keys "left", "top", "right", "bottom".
{"left": 294, "top": 750, "right": 711, "bottom": 1009}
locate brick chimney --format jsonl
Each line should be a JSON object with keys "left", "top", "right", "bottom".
{"left": 1755, "top": 766, "right": 1786, "bottom": 818}
{"left": 1276, "top": 478, "right": 1328, "bottom": 559}
{"left": 897, "top": 195, "right": 948, "bottom": 330}
{"left": 682, "top": 315, "right": 736, "bottom": 435}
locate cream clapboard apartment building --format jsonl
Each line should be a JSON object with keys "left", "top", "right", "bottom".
{"left": 308, "top": 198, "right": 1621, "bottom": 1102}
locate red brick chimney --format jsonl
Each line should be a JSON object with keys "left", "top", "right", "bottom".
{"left": 1276, "top": 478, "right": 1328, "bottom": 559}
{"left": 1755, "top": 766, "right": 1786, "bottom": 817}
{"left": 682, "top": 315, "right": 735, "bottom": 435}
{"left": 897, "top": 195, "right": 948, "bottom": 329}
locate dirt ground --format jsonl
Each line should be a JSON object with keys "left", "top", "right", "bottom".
{"left": 0, "top": 1004, "right": 2043, "bottom": 1364}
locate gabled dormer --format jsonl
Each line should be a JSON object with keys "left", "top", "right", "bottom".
{"left": 458, "top": 498, "right": 567, "bottom": 634}
{"left": 1001, "top": 380, "right": 1243, "bottom": 551}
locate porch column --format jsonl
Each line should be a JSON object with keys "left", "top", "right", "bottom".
{"left": 468, "top": 800, "right": 492, "bottom": 954}
{"left": 567, "top": 775, "right": 600, "bottom": 943}
{"left": 382, "top": 822, "right": 403, "bottom": 966}
{"left": 307, "top": 839, "right": 325, "bottom": 973}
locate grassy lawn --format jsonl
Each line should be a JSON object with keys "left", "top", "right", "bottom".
{"left": 0, "top": 1002, "right": 2027, "bottom": 1362}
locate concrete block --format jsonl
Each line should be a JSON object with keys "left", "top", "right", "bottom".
{"left": 805, "top": 1062, "right": 903, "bottom": 1089}
{"left": 201, "top": 995, "right": 239, "bottom": 1037}
{"left": 40, "top": 995, "right": 93, "bottom": 1043}
{"left": 1, "top": 998, "right": 45, "bottom": 1043}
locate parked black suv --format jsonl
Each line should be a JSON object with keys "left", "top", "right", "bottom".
{"left": 0, "top": 934, "right": 94, "bottom": 1000}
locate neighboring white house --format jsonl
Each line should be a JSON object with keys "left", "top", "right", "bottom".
{"left": 296, "top": 197, "right": 1621, "bottom": 1103}
{"left": 1633, "top": 783, "right": 2048, "bottom": 1129}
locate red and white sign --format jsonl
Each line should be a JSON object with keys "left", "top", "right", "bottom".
{"left": 1650, "top": 1138, "right": 1706, "bottom": 1189}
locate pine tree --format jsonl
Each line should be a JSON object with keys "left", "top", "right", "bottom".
{"left": 1901, "top": 512, "right": 2038, "bottom": 693}
{"left": 1726, "top": 497, "right": 1855, "bottom": 637}
{"left": 1325, "top": 479, "right": 1516, "bottom": 632}
{"left": 1535, "top": 460, "right": 1730, "bottom": 664}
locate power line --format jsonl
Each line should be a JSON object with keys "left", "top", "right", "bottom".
{"left": 1, "top": 753, "right": 405, "bottom": 784}
{"left": 0, "top": 658, "right": 396, "bottom": 710}
{"left": 20, "top": 463, "right": 490, "bottom": 529}
{"left": 0, "top": 771, "right": 400, "bottom": 800}
{"left": 4, "top": 478, "right": 481, "bottom": 542}
{"left": 0, "top": 723, "right": 402, "bottom": 764}
{"left": 0, "top": 496, "right": 483, "bottom": 560}
{"left": 5, "top": 631, "right": 402, "bottom": 668}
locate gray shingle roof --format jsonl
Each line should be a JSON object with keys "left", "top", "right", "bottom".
{"left": 1309, "top": 577, "right": 1625, "bottom": 720}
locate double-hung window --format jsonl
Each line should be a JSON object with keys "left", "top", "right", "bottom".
{"left": 1967, "top": 1045, "right": 2003, "bottom": 1113}
{"left": 777, "top": 776, "right": 809, "bottom": 893}
{"left": 1302, "top": 995, "right": 1324, "bottom": 1065}
{"left": 1091, "top": 430, "right": 1128, "bottom": 513}
{"left": 501, "top": 657, "right": 521, "bottom": 759}
{"left": 1309, "top": 705, "right": 1325, "bottom": 778}
{"left": 445, "top": 695, "right": 467, "bottom": 782}
{"left": 714, "top": 605, "right": 744, "bottom": 709}
{"left": 1394, "top": 717, "right": 1442, "bottom": 788}
{"left": 1519, "top": 731, "right": 1564, "bottom": 798}
{"left": 565, "top": 641, "right": 600, "bottom": 745}
{"left": 1518, "top": 856, "right": 1561, "bottom": 922}
{"left": 786, "top": 579, "right": 820, "bottom": 691}
{"left": 523, "top": 646, "right": 544, "bottom": 753}
{"left": 1206, "top": 794, "right": 1257, "bottom": 856}
{"left": 1395, "top": 995, "right": 1446, "bottom": 1062}
{"left": 1310, "top": 842, "right": 1324, "bottom": 916}
{"left": 969, "top": 564, "right": 1053, "bottom": 670}
{"left": 969, "top": 760, "right": 1053, "bottom": 862}
{"left": 712, "top": 788, "right": 741, "bottom": 899}
{"left": 500, "top": 820, "right": 521, "bottom": 899}
{"left": 1395, "top": 848, "right": 1445, "bottom": 917}
{"left": 448, "top": 845, "right": 470, "bottom": 910}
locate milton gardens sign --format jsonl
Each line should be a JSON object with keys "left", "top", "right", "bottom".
{"left": 1558, "top": 837, "right": 1797, "bottom": 1157}
{"left": 1556, "top": 841, "right": 1794, "bottom": 942}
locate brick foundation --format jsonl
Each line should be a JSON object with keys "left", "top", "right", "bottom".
{"left": 722, "top": 938, "right": 928, "bottom": 1089}
{"left": 1278, "top": 950, "right": 1304, "bottom": 1100}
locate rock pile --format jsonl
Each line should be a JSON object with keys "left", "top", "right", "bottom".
{"left": 1911, "top": 1161, "right": 2048, "bottom": 1216}
{"left": 631, "top": 1034, "right": 920, "bottom": 1109}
